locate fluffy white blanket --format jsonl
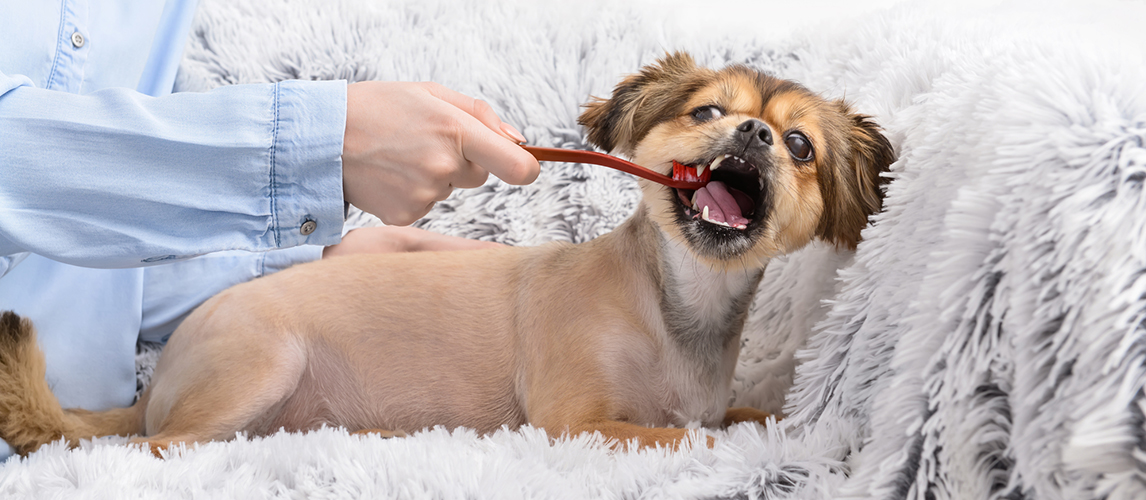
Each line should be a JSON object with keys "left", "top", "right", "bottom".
{"left": 4, "top": 0, "right": 1146, "bottom": 498}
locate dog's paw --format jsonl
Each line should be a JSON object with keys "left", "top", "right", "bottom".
{"left": 722, "top": 407, "right": 780, "bottom": 428}
{"left": 352, "top": 428, "right": 408, "bottom": 439}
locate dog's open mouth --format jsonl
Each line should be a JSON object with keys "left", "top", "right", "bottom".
{"left": 673, "top": 154, "right": 762, "bottom": 230}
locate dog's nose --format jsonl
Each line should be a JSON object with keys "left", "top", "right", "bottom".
{"left": 736, "top": 119, "right": 773, "bottom": 147}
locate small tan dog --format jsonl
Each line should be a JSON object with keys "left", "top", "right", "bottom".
{"left": 0, "top": 52, "right": 894, "bottom": 455}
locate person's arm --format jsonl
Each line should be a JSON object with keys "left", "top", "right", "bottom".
{"left": 0, "top": 70, "right": 346, "bottom": 272}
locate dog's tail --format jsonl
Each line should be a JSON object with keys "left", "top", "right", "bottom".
{"left": 0, "top": 311, "right": 145, "bottom": 455}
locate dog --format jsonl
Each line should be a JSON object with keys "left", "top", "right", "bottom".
{"left": 0, "top": 52, "right": 894, "bottom": 455}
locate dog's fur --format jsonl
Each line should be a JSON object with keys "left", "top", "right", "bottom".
{"left": 0, "top": 53, "right": 894, "bottom": 455}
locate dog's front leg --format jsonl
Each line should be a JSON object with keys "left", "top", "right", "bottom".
{"left": 722, "top": 407, "right": 779, "bottom": 428}
{"left": 549, "top": 420, "right": 715, "bottom": 450}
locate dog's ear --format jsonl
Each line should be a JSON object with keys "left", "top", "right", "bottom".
{"left": 816, "top": 102, "right": 896, "bottom": 250}
{"left": 579, "top": 52, "right": 706, "bottom": 156}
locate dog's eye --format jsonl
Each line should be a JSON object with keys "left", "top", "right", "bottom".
{"left": 690, "top": 105, "right": 724, "bottom": 123}
{"left": 785, "top": 132, "right": 813, "bottom": 161}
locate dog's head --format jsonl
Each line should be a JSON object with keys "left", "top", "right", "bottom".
{"left": 579, "top": 52, "right": 895, "bottom": 267}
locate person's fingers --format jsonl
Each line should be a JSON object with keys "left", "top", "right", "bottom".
{"left": 457, "top": 120, "right": 540, "bottom": 185}
{"left": 421, "top": 83, "right": 538, "bottom": 184}
{"left": 451, "top": 161, "right": 491, "bottom": 189}
{"left": 500, "top": 122, "right": 527, "bottom": 144}
{"left": 343, "top": 81, "right": 541, "bottom": 226}
{"left": 411, "top": 231, "right": 503, "bottom": 251}
{"left": 422, "top": 83, "right": 525, "bottom": 143}
{"left": 379, "top": 186, "right": 440, "bottom": 226}
{"left": 324, "top": 226, "right": 503, "bottom": 258}
{"left": 378, "top": 209, "right": 421, "bottom": 227}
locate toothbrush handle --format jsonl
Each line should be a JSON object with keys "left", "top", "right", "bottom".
{"left": 521, "top": 145, "right": 705, "bottom": 189}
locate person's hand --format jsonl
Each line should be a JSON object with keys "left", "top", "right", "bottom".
{"left": 322, "top": 226, "right": 502, "bottom": 258}
{"left": 341, "top": 81, "right": 540, "bottom": 226}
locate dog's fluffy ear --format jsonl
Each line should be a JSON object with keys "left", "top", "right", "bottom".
{"left": 579, "top": 52, "right": 706, "bottom": 156}
{"left": 816, "top": 102, "right": 896, "bottom": 250}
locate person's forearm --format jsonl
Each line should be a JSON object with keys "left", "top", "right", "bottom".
{"left": 0, "top": 73, "right": 347, "bottom": 270}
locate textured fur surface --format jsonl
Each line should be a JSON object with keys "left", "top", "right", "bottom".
{"left": 3, "top": 0, "right": 1146, "bottom": 498}
{"left": 781, "top": 9, "right": 1146, "bottom": 499}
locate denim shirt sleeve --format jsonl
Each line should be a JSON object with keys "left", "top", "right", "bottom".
{"left": 0, "top": 72, "right": 346, "bottom": 274}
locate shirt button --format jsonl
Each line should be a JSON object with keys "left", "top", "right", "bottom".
{"left": 70, "top": 31, "right": 85, "bottom": 48}
{"left": 300, "top": 220, "right": 317, "bottom": 235}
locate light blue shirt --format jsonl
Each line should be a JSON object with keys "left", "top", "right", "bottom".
{"left": 0, "top": 0, "right": 349, "bottom": 459}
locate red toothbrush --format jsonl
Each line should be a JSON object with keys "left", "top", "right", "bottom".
{"left": 521, "top": 145, "right": 709, "bottom": 190}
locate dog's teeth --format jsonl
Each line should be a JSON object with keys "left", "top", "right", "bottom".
{"left": 691, "top": 191, "right": 700, "bottom": 211}
{"left": 699, "top": 205, "right": 733, "bottom": 227}
{"left": 710, "top": 154, "right": 727, "bottom": 171}
{"left": 697, "top": 163, "right": 707, "bottom": 176}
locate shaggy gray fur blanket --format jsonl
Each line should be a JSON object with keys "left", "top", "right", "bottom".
{"left": 4, "top": 0, "right": 1146, "bottom": 498}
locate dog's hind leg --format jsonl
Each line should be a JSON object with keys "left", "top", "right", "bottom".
{"left": 128, "top": 433, "right": 200, "bottom": 458}
{"left": 135, "top": 322, "right": 310, "bottom": 455}
{"left": 131, "top": 363, "right": 307, "bottom": 457}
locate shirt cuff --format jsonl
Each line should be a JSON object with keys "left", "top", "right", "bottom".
{"left": 270, "top": 79, "right": 347, "bottom": 249}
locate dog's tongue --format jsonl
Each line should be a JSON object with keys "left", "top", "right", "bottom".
{"left": 694, "top": 181, "right": 752, "bottom": 227}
